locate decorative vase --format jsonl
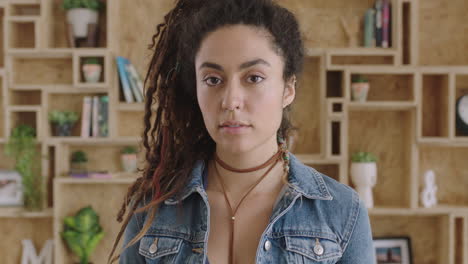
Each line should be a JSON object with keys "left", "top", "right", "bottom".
{"left": 350, "top": 162, "right": 377, "bottom": 208}
{"left": 66, "top": 8, "right": 98, "bottom": 38}
{"left": 66, "top": 8, "right": 99, "bottom": 47}
{"left": 121, "top": 154, "right": 137, "bottom": 173}
{"left": 53, "top": 123, "right": 74, "bottom": 137}
{"left": 351, "top": 82, "right": 370, "bottom": 102}
{"left": 82, "top": 64, "right": 102, "bottom": 83}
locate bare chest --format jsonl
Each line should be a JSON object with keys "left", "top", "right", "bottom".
{"left": 206, "top": 191, "right": 278, "bottom": 264}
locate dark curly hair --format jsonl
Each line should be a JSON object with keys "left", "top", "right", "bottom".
{"left": 108, "top": 0, "right": 304, "bottom": 262}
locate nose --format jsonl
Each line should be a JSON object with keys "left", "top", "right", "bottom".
{"left": 221, "top": 79, "right": 244, "bottom": 111}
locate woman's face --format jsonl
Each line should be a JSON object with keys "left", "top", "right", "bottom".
{"left": 195, "top": 24, "right": 295, "bottom": 154}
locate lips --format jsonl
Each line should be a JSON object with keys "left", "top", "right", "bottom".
{"left": 219, "top": 120, "right": 250, "bottom": 127}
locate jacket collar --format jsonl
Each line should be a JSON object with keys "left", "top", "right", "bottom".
{"left": 164, "top": 152, "right": 333, "bottom": 205}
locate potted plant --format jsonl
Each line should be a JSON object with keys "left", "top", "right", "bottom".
{"left": 350, "top": 151, "right": 378, "bottom": 208}
{"left": 82, "top": 57, "right": 102, "bottom": 83}
{"left": 49, "top": 110, "right": 79, "bottom": 137}
{"left": 121, "top": 146, "right": 138, "bottom": 173}
{"left": 351, "top": 75, "right": 370, "bottom": 102}
{"left": 4, "top": 125, "right": 44, "bottom": 211}
{"left": 62, "top": 0, "right": 105, "bottom": 47}
{"left": 70, "top": 150, "right": 88, "bottom": 176}
{"left": 61, "top": 205, "right": 105, "bottom": 264}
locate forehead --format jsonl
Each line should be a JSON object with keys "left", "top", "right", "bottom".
{"left": 195, "top": 24, "right": 283, "bottom": 70}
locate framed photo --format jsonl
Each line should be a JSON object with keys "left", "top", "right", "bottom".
{"left": 0, "top": 170, "right": 23, "bottom": 206}
{"left": 373, "top": 236, "right": 413, "bottom": 264}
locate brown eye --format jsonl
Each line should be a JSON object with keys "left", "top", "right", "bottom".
{"left": 247, "top": 75, "right": 265, "bottom": 84}
{"left": 203, "top": 77, "right": 222, "bottom": 86}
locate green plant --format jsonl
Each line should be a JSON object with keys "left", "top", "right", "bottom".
{"left": 83, "top": 57, "right": 100, "bottom": 65}
{"left": 61, "top": 206, "right": 105, "bottom": 264}
{"left": 351, "top": 151, "right": 377, "bottom": 163}
{"left": 71, "top": 150, "right": 88, "bottom": 163}
{"left": 121, "top": 146, "right": 137, "bottom": 154}
{"left": 48, "top": 110, "right": 79, "bottom": 126}
{"left": 351, "top": 75, "right": 368, "bottom": 83}
{"left": 4, "top": 125, "right": 44, "bottom": 211}
{"left": 62, "top": 0, "right": 105, "bottom": 11}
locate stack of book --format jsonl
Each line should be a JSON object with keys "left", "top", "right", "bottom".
{"left": 116, "top": 56, "right": 144, "bottom": 103}
{"left": 80, "top": 95, "right": 109, "bottom": 138}
{"left": 364, "top": 0, "right": 391, "bottom": 48}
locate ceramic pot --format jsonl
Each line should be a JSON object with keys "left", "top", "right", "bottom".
{"left": 82, "top": 64, "right": 102, "bottom": 83}
{"left": 121, "top": 154, "right": 137, "bottom": 173}
{"left": 66, "top": 8, "right": 98, "bottom": 38}
{"left": 350, "top": 162, "right": 377, "bottom": 208}
{"left": 351, "top": 82, "right": 370, "bottom": 102}
{"left": 53, "top": 123, "right": 74, "bottom": 137}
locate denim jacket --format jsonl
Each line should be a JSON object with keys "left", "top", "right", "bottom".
{"left": 119, "top": 153, "right": 375, "bottom": 263}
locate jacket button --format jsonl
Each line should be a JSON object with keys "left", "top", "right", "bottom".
{"left": 149, "top": 238, "right": 158, "bottom": 254}
{"left": 313, "top": 238, "right": 324, "bottom": 256}
{"left": 264, "top": 240, "right": 271, "bottom": 251}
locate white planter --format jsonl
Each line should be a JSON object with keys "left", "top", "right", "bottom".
{"left": 121, "top": 154, "right": 137, "bottom": 173}
{"left": 350, "top": 162, "right": 377, "bottom": 208}
{"left": 66, "top": 8, "right": 98, "bottom": 38}
{"left": 351, "top": 82, "right": 370, "bottom": 102}
{"left": 82, "top": 64, "right": 102, "bottom": 83}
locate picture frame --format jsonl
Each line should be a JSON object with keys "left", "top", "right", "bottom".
{"left": 373, "top": 236, "right": 413, "bottom": 264}
{"left": 0, "top": 170, "right": 23, "bottom": 206}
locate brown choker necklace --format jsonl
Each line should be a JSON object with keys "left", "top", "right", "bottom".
{"left": 213, "top": 147, "right": 283, "bottom": 264}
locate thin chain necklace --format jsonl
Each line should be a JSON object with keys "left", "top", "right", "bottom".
{"left": 213, "top": 148, "right": 282, "bottom": 264}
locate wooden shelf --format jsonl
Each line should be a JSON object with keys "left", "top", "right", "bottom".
{"left": 0, "top": 207, "right": 53, "bottom": 218}
{"left": 0, "top": 0, "right": 466, "bottom": 263}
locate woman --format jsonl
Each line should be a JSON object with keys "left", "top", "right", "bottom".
{"left": 108, "top": 0, "right": 375, "bottom": 263}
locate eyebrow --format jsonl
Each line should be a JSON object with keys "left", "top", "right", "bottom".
{"left": 198, "top": 58, "right": 270, "bottom": 71}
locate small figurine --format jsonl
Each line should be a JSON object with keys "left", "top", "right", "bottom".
{"left": 420, "top": 170, "right": 438, "bottom": 208}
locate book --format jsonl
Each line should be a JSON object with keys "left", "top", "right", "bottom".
{"left": 364, "top": 8, "right": 376, "bottom": 47}
{"left": 382, "top": 0, "right": 391, "bottom": 48}
{"left": 92, "top": 95, "right": 99, "bottom": 137}
{"left": 80, "top": 96, "right": 92, "bottom": 138}
{"left": 126, "top": 62, "right": 145, "bottom": 100}
{"left": 98, "top": 95, "right": 109, "bottom": 137}
{"left": 124, "top": 63, "right": 143, "bottom": 102}
{"left": 116, "top": 56, "right": 134, "bottom": 103}
{"left": 375, "top": 0, "right": 383, "bottom": 47}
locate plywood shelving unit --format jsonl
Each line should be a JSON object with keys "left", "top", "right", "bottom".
{"left": 0, "top": 0, "right": 467, "bottom": 263}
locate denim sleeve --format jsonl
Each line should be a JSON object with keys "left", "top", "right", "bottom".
{"left": 118, "top": 210, "right": 146, "bottom": 264}
{"left": 337, "top": 198, "right": 376, "bottom": 264}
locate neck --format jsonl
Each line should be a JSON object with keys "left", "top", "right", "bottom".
{"left": 208, "top": 135, "right": 285, "bottom": 197}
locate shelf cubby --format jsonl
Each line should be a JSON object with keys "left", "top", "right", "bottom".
{"left": 0, "top": 218, "right": 53, "bottom": 264}
{"left": 9, "top": 3, "right": 41, "bottom": 16}
{"left": 419, "top": 0, "right": 468, "bottom": 65}
{"left": 44, "top": 0, "right": 108, "bottom": 49}
{"left": 47, "top": 92, "right": 109, "bottom": 138}
{"left": 348, "top": 73, "right": 415, "bottom": 102}
{"left": 328, "top": 50, "right": 396, "bottom": 67}
{"left": 6, "top": 16, "right": 39, "bottom": 50}
{"left": 348, "top": 109, "right": 415, "bottom": 208}
{"left": 53, "top": 180, "right": 130, "bottom": 264}
{"left": 326, "top": 70, "right": 344, "bottom": 98}
{"left": 73, "top": 49, "right": 109, "bottom": 88}
{"left": 9, "top": 89, "right": 41, "bottom": 105}
{"left": 327, "top": 98, "right": 345, "bottom": 118}
{"left": 279, "top": 0, "right": 397, "bottom": 50}
{"left": 419, "top": 145, "right": 468, "bottom": 207}
{"left": 290, "top": 56, "right": 323, "bottom": 155}
{"left": 10, "top": 56, "right": 73, "bottom": 86}
{"left": 454, "top": 216, "right": 466, "bottom": 264}
{"left": 455, "top": 74, "right": 468, "bottom": 138}
{"left": 370, "top": 214, "right": 450, "bottom": 264}
{"left": 6, "top": 107, "right": 41, "bottom": 139}
{"left": 420, "top": 74, "right": 450, "bottom": 138}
